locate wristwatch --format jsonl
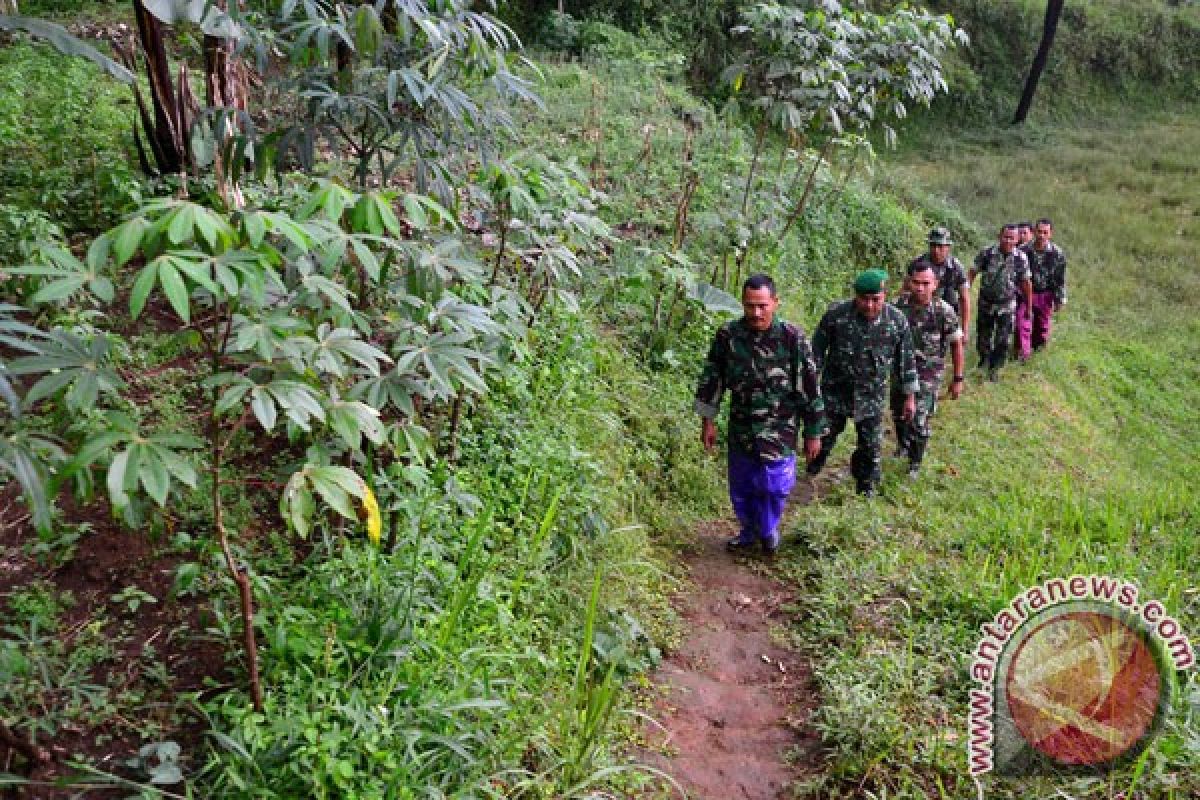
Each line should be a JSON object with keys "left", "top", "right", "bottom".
{"left": 953, "top": 375, "right": 964, "bottom": 382}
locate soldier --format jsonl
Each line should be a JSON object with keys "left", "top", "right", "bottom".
{"left": 971, "top": 224, "right": 1032, "bottom": 382}
{"left": 906, "top": 226, "right": 971, "bottom": 341}
{"left": 1015, "top": 217, "right": 1067, "bottom": 359}
{"left": 695, "top": 274, "right": 825, "bottom": 555}
{"left": 1018, "top": 221, "right": 1034, "bottom": 248}
{"left": 807, "top": 269, "right": 917, "bottom": 497}
{"left": 891, "top": 262, "right": 965, "bottom": 477}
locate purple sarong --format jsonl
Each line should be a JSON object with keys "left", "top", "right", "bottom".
{"left": 727, "top": 449, "right": 797, "bottom": 550}
{"left": 1014, "top": 291, "right": 1056, "bottom": 359}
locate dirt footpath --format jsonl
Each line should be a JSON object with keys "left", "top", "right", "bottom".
{"left": 636, "top": 509, "right": 824, "bottom": 799}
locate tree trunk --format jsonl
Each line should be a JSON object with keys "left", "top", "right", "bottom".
{"left": 132, "top": 0, "right": 185, "bottom": 173}
{"left": 1012, "top": 0, "right": 1065, "bottom": 125}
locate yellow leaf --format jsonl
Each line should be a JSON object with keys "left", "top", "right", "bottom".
{"left": 362, "top": 483, "right": 382, "bottom": 546}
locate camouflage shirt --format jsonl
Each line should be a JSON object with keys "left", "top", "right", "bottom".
{"left": 908, "top": 253, "right": 969, "bottom": 315}
{"left": 811, "top": 301, "right": 919, "bottom": 421}
{"left": 694, "top": 318, "right": 825, "bottom": 460}
{"left": 1020, "top": 241, "right": 1067, "bottom": 305}
{"left": 973, "top": 245, "right": 1031, "bottom": 312}
{"left": 895, "top": 296, "right": 963, "bottom": 385}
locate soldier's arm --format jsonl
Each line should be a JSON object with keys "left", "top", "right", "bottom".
{"left": 895, "top": 317, "right": 919, "bottom": 397}
{"left": 694, "top": 328, "right": 727, "bottom": 420}
{"left": 810, "top": 311, "right": 831, "bottom": 374}
{"left": 1017, "top": 254, "right": 1033, "bottom": 315}
{"left": 946, "top": 307, "right": 965, "bottom": 398}
{"left": 957, "top": 267, "right": 972, "bottom": 341}
{"left": 795, "top": 335, "right": 826, "bottom": 439}
{"left": 1054, "top": 249, "right": 1068, "bottom": 307}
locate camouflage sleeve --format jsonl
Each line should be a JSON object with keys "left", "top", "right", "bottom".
{"left": 694, "top": 327, "right": 727, "bottom": 419}
{"left": 951, "top": 259, "right": 969, "bottom": 289}
{"left": 793, "top": 333, "right": 826, "bottom": 438}
{"left": 1015, "top": 251, "right": 1031, "bottom": 283}
{"left": 811, "top": 310, "right": 831, "bottom": 374}
{"left": 893, "top": 315, "right": 919, "bottom": 395}
{"left": 1054, "top": 248, "right": 1067, "bottom": 305}
{"left": 944, "top": 303, "right": 963, "bottom": 343}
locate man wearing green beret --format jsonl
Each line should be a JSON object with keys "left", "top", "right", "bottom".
{"left": 808, "top": 269, "right": 918, "bottom": 497}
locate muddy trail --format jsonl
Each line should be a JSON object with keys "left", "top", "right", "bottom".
{"left": 636, "top": 481, "right": 826, "bottom": 799}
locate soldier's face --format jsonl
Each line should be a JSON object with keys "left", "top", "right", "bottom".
{"left": 999, "top": 228, "right": 1018, "bottom": 253}
{"left": 1019, "top": 226, "right": 1033, "bottom": 244}
{"left": 909, "top": 269, "right": 937, "bottom": 305}
{"left": 929, "top": 243, "right": 951, "bottom": 264}
{"left": 742, "top": 286, "right": 778, "bottom": 331}
{"left": 854, "top": 291, "right": 886, "bottom": 321}
{"left": 1034, "top": 223, "right": 1053, "bottom": 248}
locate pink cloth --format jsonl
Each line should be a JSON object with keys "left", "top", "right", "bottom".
{"left": 1014, "top": 291, "right": 1056, "bottom": 359}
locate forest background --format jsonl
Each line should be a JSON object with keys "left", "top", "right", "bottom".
{"left": 0, "top": 0, "right": 1198, "bottom": 797}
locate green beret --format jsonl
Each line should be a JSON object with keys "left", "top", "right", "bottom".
{"left": 853, "top": 268, "right": 888, "bottom": 294}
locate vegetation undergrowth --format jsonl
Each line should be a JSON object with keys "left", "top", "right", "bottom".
{"left": 0, "top": 8, "right": 955, "bottom": 791}
{"left": 779, "top": 109, "right": 1200, "bottom": 798}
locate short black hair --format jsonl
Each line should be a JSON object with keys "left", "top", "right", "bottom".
{"left": 1019, "top": 221, "right": 1033, "bottom": 230}
{"left": 1036, "top": 217, "right": 1054, "bottom": 228}
{"left": 1002, "top": 223, "right": 1019, "bottom": 234}
{"left": 743, "top": 273, "right": 777, "bottom": 297}
{"left": 907, "top": 261, "right": 936, "bottom": 278}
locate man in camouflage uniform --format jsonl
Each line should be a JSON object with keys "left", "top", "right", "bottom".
{"left": 807, "top": 269, "right": 918, "bottom": 497}
{"left": 1017, "top": 221, "right": 1034, "bottom": 248}
{"left": 695, "top": 274, "right": 825, "bottom": 554}
{"left": 1014, "top": 217, "right": 1067, "bottom": 359}
{"left": 906, "top": 226, "right": 971, "bottom": 341}
{"left": 891, "top": 262, "right": 965, "bottom": 477}
{"left": 971, "top": 224, "right": 1032, "bottom": 381}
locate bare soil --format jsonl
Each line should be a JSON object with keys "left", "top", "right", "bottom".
{"left": 635, "top": 483, "right": 825, "bottom": 799}
{"left": 0, "top": 486, "right": 228, "bottom": 798}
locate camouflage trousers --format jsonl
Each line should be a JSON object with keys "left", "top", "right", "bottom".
{"left": 891, "top": 381, "right": 940, "bottom": 465}
{"left": 976, "top": 307, "right": 1014, "bottom": 371}
{"left": 809, "top": 412, "right": 884, "bottom": 492}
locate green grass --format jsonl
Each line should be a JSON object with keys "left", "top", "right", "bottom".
{"left": 781, "top": 111, "right": 1200, "bottom": 797}
{"left": 0, "top": 41, "right": 140, "bottom": 236}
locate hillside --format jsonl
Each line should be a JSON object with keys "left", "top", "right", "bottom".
{"left": 1, "top": 1, "right": 1198, "bottom": 798}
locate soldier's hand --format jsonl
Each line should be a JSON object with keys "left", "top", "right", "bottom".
{"left": 902, "top": 394, "right": 916, "bottom": 422}
{"left": 701, "top": 417, "right": 717, "bottom": 453}
{"left": 803, "top": 437, "right": 822, "bottom": 463}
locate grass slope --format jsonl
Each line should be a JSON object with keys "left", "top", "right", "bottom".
{"left": 782, "top": 115, "right": 1200, "bottom": 797}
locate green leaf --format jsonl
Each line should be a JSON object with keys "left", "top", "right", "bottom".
{"left": 130, "top": 262, "right": 159, "bottom": 319}
{"left": 281, "top": 472, "right": 314, "bottom": 538}
{"left": 308, "top": 466, "right": 362, "bottom": 520}
{"left": 166, "top": 205, "right": 195, "bottom": 245}
{"left": 250, "top": 387, "right": 277, "bottom": 431}
{"left": 243, "top": 211, "right": 267, "bottom": 248}
{"left": 139, "top": 453, "right": 170, "bottom": 506}
{"left": 86, "top": 233, "right": 112, "bottom": 271}
{"left": 107, "top": 448, "right": 131, "bottom": 511}
{"left": 30, "top": 277, "right": 86, "bottom": 304}
{"left": 401, "top": 193, "right": 429, "bottom": 230}
{"left": 157, "top": 260, "right": 191, "bottom": 323}
{"left": 114, "top": 217, "right": 146, "bottom": 267}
